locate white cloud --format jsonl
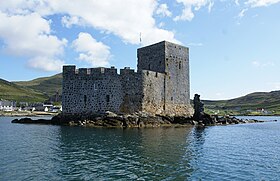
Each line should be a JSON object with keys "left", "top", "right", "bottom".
{"left": 246, "top": 0, "right": 280, "bottom": 7}
{"left": 238, "top": 8, "right": 248, "bottom": 18}
{"left": 61, "top": 16, "right": 85, "bottom": 28}
{"left": 208, "top": 1, "right": 214, "bottom": 12}
{"left": 0, "top": 0, "right": 54, "bottom": 16}
{"left": 158, "top": 22, "right": 165, "bottom": 28}
{"left": 51, "top": 0, "right": 178, "bottom": 45}
{"left": 0, "top": 12, "right": 67, "bottom": 72}
{"left": 0, "top": 0, "right": 178, "bottom": 46}
{"left": 0, "top": 0, "right": 182, "bottom": 72}
{"left": 252, "top": 14, "right": 259, "bottom": 18}
{"left": 187, "top": 42, "right": 203, "bottom": 46}
{"left": 174, "top": 6, "right": 194, "bottom": 21}
{"left": 27, "top": 57, "right": 64, "bottom": 72}
{"left": 55, "top": 0, "right": 178, "bottom": 45}
{"left": 72, "top": 32, "right": 111, "bottom": 67}
{"left": 252, "top": 61, "right": 260, "bottom": 66}
{"left": 235, "top": 0, "right": 240, "bottom": 5}
{"left": 156, "top": 3, "right": 172, "bottom": 17}
{"left": 174, "top": 0, "right": 213, "bottom": 21}
{"left": 252, "top": 61, "right": 275, "bottom": 67}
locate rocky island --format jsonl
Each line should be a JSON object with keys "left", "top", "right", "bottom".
{"left": 11, "top": 41, "right": 270, "bottom": 127}
{"left": 12, "top": 94, "right": 268, "bottom": 127}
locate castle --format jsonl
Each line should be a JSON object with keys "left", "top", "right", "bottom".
{"left": 62, "top": 41, "right": 193, "bottom": 116}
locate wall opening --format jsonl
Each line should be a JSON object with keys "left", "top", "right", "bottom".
{"left": 84, "top": 95, "right": 87, "bottom": 105}
{"left": 179, "top": 61, "right": 182, "bottom": 69}
{"left": 106, "top": 95, "right": 110, "bottom": 102}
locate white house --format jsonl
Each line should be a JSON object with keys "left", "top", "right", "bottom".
{"left": 0, "top": 100, "right": 16, "bottom": 111}
{"left": 43, "top": 103, "right": 53, "bottom": 112}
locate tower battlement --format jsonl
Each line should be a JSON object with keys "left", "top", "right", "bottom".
{"left": 63, "top": 66, "right": 118, "bottom": 77}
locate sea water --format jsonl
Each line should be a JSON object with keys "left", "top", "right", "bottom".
{"left": 0, "top": 116, "right": 279, "bottom": 180}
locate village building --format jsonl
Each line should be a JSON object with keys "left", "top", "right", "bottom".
{"left": 0, "top": 100, "right": 16, "bottom": 111}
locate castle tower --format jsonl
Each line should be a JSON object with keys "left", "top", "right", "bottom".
{"left": 62, "top": 41, "right": 192, "bottom": 116}
{"left": 137, "top": 41, "right": 190, "bottom": 115}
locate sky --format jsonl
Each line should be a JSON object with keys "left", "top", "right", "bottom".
{"left": 0, "top": 0, "right": 279, "bottom": 100}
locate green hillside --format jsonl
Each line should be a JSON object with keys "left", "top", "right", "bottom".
{"left": 0, "top": 78, "right": 48, "bottom": 102}
{"left": 14, "top": 73, "right": 62, "bottom": 96}
{"left": 203, "top": 90, "right": 280, "bottom": 115}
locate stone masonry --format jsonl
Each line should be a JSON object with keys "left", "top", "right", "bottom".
{"left": 62, "top": 41, "right": 193, "bottom": 116}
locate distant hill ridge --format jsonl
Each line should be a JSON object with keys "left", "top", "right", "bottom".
{"left": 13, "top": 73, "right": 62, "bottom": 96}
{"left": 0, "top": 78, "right": 47, "bottom": 102}
{"left": 203, "top": 90, "right": 280, "bottom": 113}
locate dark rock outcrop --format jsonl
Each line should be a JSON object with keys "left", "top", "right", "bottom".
{"left": 193, "top": 94, "right": 215, "bottom": 125}
{"left": 193, "top": 94, "right": 204, "bottom": 121}
{"left": 11, "top": 118, "right": 52, "bottom": 124}
{"left": 12, "top": 112, "right": 194, "bottom": 128}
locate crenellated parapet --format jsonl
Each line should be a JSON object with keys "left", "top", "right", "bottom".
{"left": 119, "top": 67, "right": 135, "bottom": 75}
{"left": 63, "top": 65, "right": 118, "bottom": 78}
{"left": 63, "top": 65, "right": 76, "bottom": 76}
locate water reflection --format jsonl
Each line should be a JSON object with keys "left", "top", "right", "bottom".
{"left": 57, "top": 126, "right": 195, "bottom": 180}
{"left": 187, "top": 126, "right": 207, "bottom": 177}
{"left": 192, "top": 127, "right": 206, "bottom": 140}
{"left": 137, "top": 127, "right": 194, "bottom": 180}
{"left": 190, "top": 126, "right": 206, "bottom": 153}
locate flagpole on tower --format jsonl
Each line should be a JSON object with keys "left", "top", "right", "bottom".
{"left": 139, "top": 32, "right": 142, "bottom": 45}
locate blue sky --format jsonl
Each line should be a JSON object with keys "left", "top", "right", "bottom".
{"left": 0, "top": 0, "right": 279, "bottom": 100}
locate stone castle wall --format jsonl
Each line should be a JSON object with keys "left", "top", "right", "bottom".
{"left": 141, "top": 70, "right": 165, "bottom": 115}
{"left": 137, "top": 42, "right": 166, "bottom": 73}
{"left": 62, "top": 41, "right": 193, "bottom": 116}
{"left": 119, "top": 68, "right": 143, "bottom": 114}
{"left": 165, "top": 42, "right": 190, "bottom": 105}
{"left": 62, "top": 66, "right": 123, "bottom": 114}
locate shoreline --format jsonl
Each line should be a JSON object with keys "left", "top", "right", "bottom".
{"left": 3, "top": 111, "right": 280, "bottom": 117}
{"left": 0, "top": 111, "right": 58, "bottom": 117}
